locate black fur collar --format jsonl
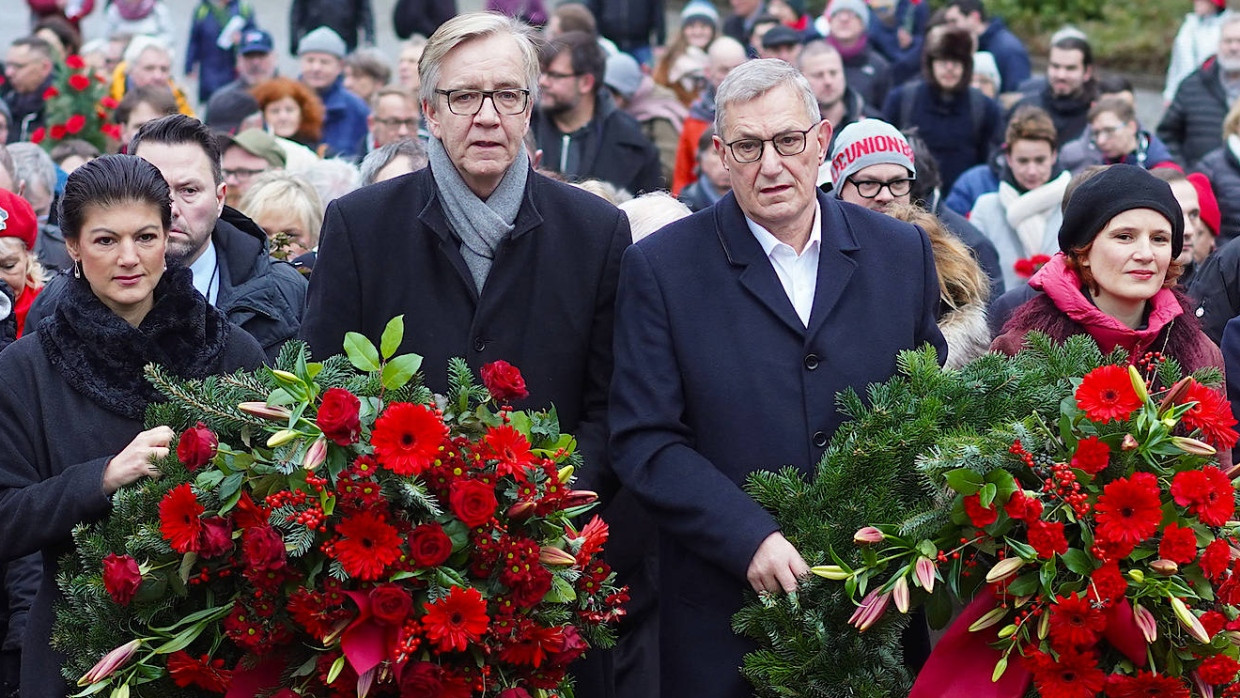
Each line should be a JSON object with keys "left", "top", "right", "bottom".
{"left": 39, "top": 266, "right": 232, "bottom": 420}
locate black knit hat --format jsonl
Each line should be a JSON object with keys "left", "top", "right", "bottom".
{"left": 1059, "top": 164, "right": 1184, "bottom": 258}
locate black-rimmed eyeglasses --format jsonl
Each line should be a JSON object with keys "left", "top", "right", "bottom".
{"left": 435, "top": 88, "right": 531, "bottom": 116}
{"left": 723, "top": 124, "right": 818, "bottom": 163}
{"left": 847, "top": 176, "right": 915, "bottom": 198}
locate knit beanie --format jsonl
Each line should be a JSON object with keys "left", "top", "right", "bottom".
{"left": 604, "top": 52, "right": 643, "bottom": 99}
{"left": 0, "top": 190, "right": 38, "bottom": 252}
{"left": 972, "top": 51, "right": 1000, "bottom": 89}
{"left": 827, "top": 0, "right": 870, "bottom": 26}
{"left": 1059, "top": 164, "right": 1184, "bottom": 258}
{"left": 828, "top": 120, "right": 915, "bottom": 192}
{"left": 680, "top": 0, "right": 720, "bottom": 27}
{"left": 1186, "top": 172, "right": 1221, "bottom": 237}
{"left": 298, "top": 26, "right": 347, "bottom": 59}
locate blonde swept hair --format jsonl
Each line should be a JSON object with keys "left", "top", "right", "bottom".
{"left": 238, "top": 171, "right": 324, "bottom": 250}
{"left": 882, "top": 202, "right": 989, "bottom": 310}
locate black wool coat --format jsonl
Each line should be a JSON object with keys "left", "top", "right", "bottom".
{"left": 1158, "top": 58, "right": 1231, "bottom": 170}
{"left": 0, "top": 269, "right": 265, "bottom": 698}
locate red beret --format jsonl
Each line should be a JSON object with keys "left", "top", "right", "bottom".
{"left": 0, "top": 190, "right": 37, "bottom": 251}
{"left": 1186, "top": 172, "right": 1221, "bottom": 236}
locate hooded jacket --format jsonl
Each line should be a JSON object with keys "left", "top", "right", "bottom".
{"left": 1158, "top": 58, "right": 1231, "bottom": 170}
{"left": 1195, "top": 140, "right": 1240, "bottom": 243}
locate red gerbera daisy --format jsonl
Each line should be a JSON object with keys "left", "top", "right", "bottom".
{"left": 1199, "top": 654, "right": 1240, "bottom": 685}
{"left": 371, "top": 402, "right": 448, "bottom": 476}
{"left": 1171, "top": 466, "right": 1235, "bottom": 527}
{"left": 1028, "top": 648, "right": 1106, "bottom": 698}
{"left": 1158, "top": 523, "right": 1198, "bottom": 564}
{"left": 159, "top": 484, "right": 204, "bottom": 553}
{"left": 482, "top": 425, "right": 538, "bottom": 478}
{"left": 1070, "top": 436, "right": 1110, "bottom": 475}
{"left": 331, "top": 510, "right": 402, "bottom": 580}
{"left": 421, "top": 586, "right": 490, "bottom": 653}
{"left": 570, "top": 515, "right": 610, "bottom": 565}
{"left": 1104, "top": 671, "right": 1191, "bottom": 698}
{"left": 1179, "top": 381, "right": 1240, "bottom": 450}
{"left": 1048, "top": 592, "right": 1106, "bottom": 651}
{"left": 1094, "top": 472, "right": 1162, "bottom": 553}
{"left": 1075, "top": 365, "right": 1143, "bottom": 423}
{"left": 166, "top": 651, "right": 231, "bottom": 692}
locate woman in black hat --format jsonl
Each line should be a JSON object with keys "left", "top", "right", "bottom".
{"left": 992, "top": 164, "right": 1223, "bottom": 380}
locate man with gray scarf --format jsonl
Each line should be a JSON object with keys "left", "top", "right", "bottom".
{"left": 299, "top": 16, "right": 639, "bottom": 696}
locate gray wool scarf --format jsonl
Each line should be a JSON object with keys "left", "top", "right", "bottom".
{"left": 428, "top": 135, "right": 529, "bottom": 294}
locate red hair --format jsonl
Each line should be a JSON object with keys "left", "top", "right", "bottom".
{"left": 250, "top": 77, "right": 325, "bottom": 143}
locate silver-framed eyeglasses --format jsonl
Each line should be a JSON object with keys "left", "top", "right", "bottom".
{"left": 847, "top": 176, "right": 915, "bottom": 198}
{"left": 435, "top": 88, "right": 531, "bottom": 116}
{"left": 723, "top": 124, "right": 818, "bottom": 163}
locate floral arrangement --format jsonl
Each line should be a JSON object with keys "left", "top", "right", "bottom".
{"left": 818, "top": 358, "right": 1240, "bottom": 696}
{"left": 55, "top": 318, "right": 626, "bottom": 698}
{"left": 1014, "top": 254, "right": 1053, "bottom": 279}
{"left": 31, "top": 53, "right": 119, "bottom": 152}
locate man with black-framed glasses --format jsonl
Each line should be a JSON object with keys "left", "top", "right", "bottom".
{"left": 531, "top": 30, "right": 663, "bottom": 195}
{"left": 828, "top": 119, "right": 917, "bottom": 212}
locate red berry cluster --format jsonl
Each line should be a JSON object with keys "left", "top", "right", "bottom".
{"left": 1040, "top": 463, "right": 1090, "bottom": 517}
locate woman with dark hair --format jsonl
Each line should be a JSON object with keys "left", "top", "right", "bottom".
{"left": 251, "top": 76, "right": 328, "bottom": 156}
{"left": 0, "top": 155, "right": 266, "bottom": 698}
{"left": 992, "top": 165, "right": 1223, "bottom": 379}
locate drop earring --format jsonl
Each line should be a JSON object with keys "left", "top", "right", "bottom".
{"left": 73, "top": 260, "right": 81, "bottom": 279}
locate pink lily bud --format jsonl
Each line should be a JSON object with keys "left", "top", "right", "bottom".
{"left": 539, "top": 546, "right": 578, "bottom": 566}
{"left": 848, "top": 590, "right": 891, "bottom": 632}
{"left": 853, "top": 527, "right": 884, "bottom": 544}
{"left": 915, "top": 558, "right": 936, "bottom": 594}
{"left": 238, "top": 401, "right": 292, "bottom": 420}
{"left": 78, "top": 639, "right": 141, "bottom": 686}
{"left": 357, "top": 667, "right": 376, "bottom": 698}
{"left": 1133, "top": 602, "right": 1157, "bottom": 644}
{"left": 985, "top": 557, "right": 1026, "bottom": 584}
{"left": 506, "top": 500, "right": 536, "bottom": 521}
{"left": 1192, "top": 671, "right": 1216, "bottom": 698}
{"left": 1121, "top": 434, "right": 1140, "bottom": 451}
{"left": 1159, "top": 377, "right": 1194, "bottom": 415}
{"left": 1150, "top": 559, "right": 1179, "bottom": 576}
{"left": 1170, "top": 596, "right": 1212, "bottom": 645}
{"left": 1172, "top": 436, "right": 1217, "bottom": 456}
{"left": 893, "top": 576, "right": 910, "bottom": 614}
{"left": 561, "top": 490, "right": 598, "bottom": 508}
{"left": 302, "top": 436, "right": 328, "bottom": 471}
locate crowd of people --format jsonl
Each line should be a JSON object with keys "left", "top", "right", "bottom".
{"left": 0, "top": 0, "right": 1238, "bottom": 696}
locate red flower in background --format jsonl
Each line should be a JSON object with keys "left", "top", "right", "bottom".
{"left": 1094, "top": 473, "right": 1162, "bottom": 554}
{"left": 99, "top": 95, "right": 118, "bottom": 109}
{"left": 1179, "top": 382, "right": 1239, "bottom": 450}
{"left": 399, "top": 662, "right": 471, "bottom": 698}
{"left": 450, "top": 478, "right": 498, "bottom": 528}
{"left": 64, "top": 54, "right": 85, "bottom": 70}
{"left": 166, "top": 651, "right": 231, "bottom": 692}
{"left": 1070, "top": 436, "right": 1110, "bottom": 475}
{"left": 242, "top": 525, "right": 287, "bottom": 572}
{"left": 483, "top": 425, "right": 537, "bottom": 477}
{"left": 1200, "top": 538, "right": 1231, "bottom": 581}
{"left": 332, "top": 510, "right": 402, "bottom": 580}
{"left": 1199, "top": 654, "right": 1240, "bottom": 685}
{"left": 1088, "top": 560, "right": 1127, "bottom": 604}
{"left": 1171, "top": 466, "right": 1234, "bottom": 526}
{"left": 49, "top": 124, "right": 66, "bottom": 140}
{"left": 963, "top": 494, "right": 998, "bottom": 528}
{"left": 1004, "top": 490, "right": 1043, "bottom": 522}
{"left": 408, "top": 522, "right": 453, "bottom": 568}
{"left": 1075, "top": 365, "right": 1143, "bottom": 423}
{"left": 67, "top": 73, "right": 90, "bottom": 91}
{"left": 1048, "top": 592, "right": 1107, "bottom": 650}
{"left": 177, "top": 422, "right": 218, "bottom": 471}
{"left": 64, "top": 114, "right": 86, "bottom": 134}
{"left": 198, "top": 516, "right": 234, "bottom": 558}
{"left": 159, "top": 484, "right": 204, "bottom": 553}
{"left": 1105, "top": 671, "right": 1190, "bottom": 698}
{"left": 371, "top": 402, "right": 447, "bottom": 476}
{"left": 29, "top": 127, "right": 45, "bottom": 144}
{"left": 422, "top": 586, "right": 489, "bottom": 652}
{"left": 368, "top": 583, "right": 413, "bottom": 626}
{"left": 1029, "top": 520, "right": 1069, "bottom": 558}
{"left": 42, "top": 85, "right": 59, "bottom": 100}
{"left": 481, "top": 360, "right": 529, "bottom": 402}
{"left": 1158, "top": 523, "right": 1198, "bottom": 564}
{"left": 316, "top": 387, "right": 361, "bottom": 446}
{"left": 101, "top": 553, "right": 142, "bottom": 606}
{"left": 1028, "top": 648, "right": 1105, "bottom": 697}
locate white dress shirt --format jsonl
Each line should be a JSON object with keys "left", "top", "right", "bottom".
{"left": 188, "top": 241, "right": 221, "bottom": 306}
{"left": 745, "top": 202, "right": 823, "bottom": 327}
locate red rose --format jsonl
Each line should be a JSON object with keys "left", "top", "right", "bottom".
{"left": 316, "top": 388, "right": 361, "bottom": 446}
{"left": 509, "top": 566, "right": 553, "bottom": 607}
{"left": 550, "top": 625, "right": 588, "bottom": 667}
{"left": 481, "top": 360, "right": 529, "bottom": 402}
{"left": 68, "top": 73, "right": 90, "bottom": 91}
{"left": 198, "top": 516, "right": 234, "bottom": 558}
{"left": 65, "top": 54, "right": 85, "bottom": 70}
{"left": 409, "top": 522, "right": 453, "bottom": 568}
{"left": 242, "top": 525, "right": 287, "bottom": 572}
{"left": 29, "top": 127, "right": 45, "bottom": 144}
{"left": 177, "top": 422, "right": 218, "bottom": 471}
{"left": 962, "top": 494, "right": 998, "bottom": 528}
{"left": 65, "top": 114, "right": 86, "bottom": 134}
{"left": 1028, "top": 519, "right": 1068, "bottom": 558}
{"left": 102, "top": 553, "right": 142, "bottom": 605}
{"left": 99, "top": 95, "right": 118, "bottom": 109}
{"left": 399, "top": 662, "right": 444, "bottom": 695}
{"left": 450, "top": 479, "right": 498, "bottom": 528}
{"left": 42, "top": 85, "right": 59, "bottom": 100}
{"left": 369, "top": 583, "right": 413, "bottom": 626}
{"left": 49, "top": 124, "right": 66, "bottom": 140}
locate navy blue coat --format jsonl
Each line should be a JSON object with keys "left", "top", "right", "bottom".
{"left": 609, "top": 190, "right": 947, "bottom": 697}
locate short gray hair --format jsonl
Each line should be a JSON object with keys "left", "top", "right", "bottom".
{"left": 619, "top": 192, "right": 692, "bottom": 242}
{"left": 290, "top": 157, "right": 361, "bottom": 209}
{"left": 419, "top": 12, "right": 540, "bottom": 107}
{"left": 714, "top": 59, "right": 820, "bottom": 138}
{"left": 8, "top": 143, "right": 56, "bottom": 199}
{"left": 359, "top": 138, "right": 429, "bottom": 185}
{"left": 123, "top": 34, "right": 173, "bottom": 66}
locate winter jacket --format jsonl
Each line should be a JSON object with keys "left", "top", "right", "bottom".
{"left": 867, "top": 0, "right": 930, "bottom": 86}
{"left": 672, "top": 87, "right": 715, "bottom": 195}
{"left": 1158, "top": 58, "right": 1231, "bottom": 170}
{"left": 533, "top": 90, "right": 663, "bottom": 195}
{"left": 28, "top": 207, "right": 307, "bottom": 362}
{"left": 1, "top": 75, "right": 52, "bottom": 144}
{"left": 970, "top": 171, "right": 1070, "bottom": 291}
{"left": 1195, "top": 143, "right": 1240, "bottom": 243}
{"left": 1165, "top": 10, "right": 1232, "bottom": 104}
{"left": 977, "top": 18, "right": 1030, "bottom": 94}
{"left": 185, "top": 0, "right": 255, "bottom": 104}
{"left": 626, "top": 77, "right": 688, "bottom": 185}
{"left": 0, "top": 268, "right": 265, "bottom": 698}
{"left": 104, "top": 1, "right": 176, "bottom": 47}
{"left": 25, "top": 0, "right": 94, "bottom": 29}
{"left": 944, "top": 158, "right": 1000, "bottom": 216}
{"left": 828, "top": 37, "right": 892, "bottom": 110}
{"left": 940, "top": 301, "right": 991, "bottom": 369}
{"left": 393, "top": 0, "right": 457, "bottom": 38}
{"left": 1058, "top": 127, "right": 1177, "bottom": 174}
{"left": 586, "top": 0, "right": 665, "bottom": 50}
{"left": 315, "top": 75, "right": 371, "bottom": 159}
{"left": 106, "top": 62, "right": 195, "bottom": 117}
{"left": 883, "top": 81, "right": 1001, "bottom": 191}
{"left": 289, "top": 0, "right": 375, "bottom": 55}
{"left": 1009, "top": 84, "right": 1094, "bottom": 148}
{"left": 1188, "top": 235, "right": 1240, "bottom": 344}
{"left": 678, "top": 174, "right": 724, "bottom": 212}
{"left": 993, "top": 254, "right": 1223, "bottom": 378}
{"left": 932, "top": 196, "right": 1005, "bottom": 301}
